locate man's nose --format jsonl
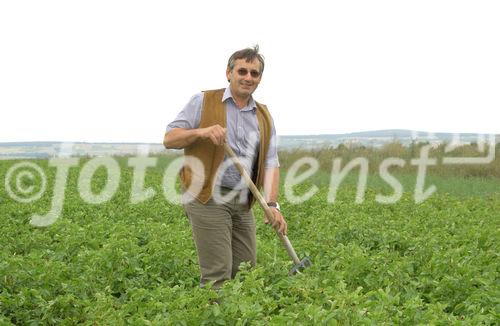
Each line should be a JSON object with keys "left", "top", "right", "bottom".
{"left": 243, "top": 72, "right": 253, "bottom": 80}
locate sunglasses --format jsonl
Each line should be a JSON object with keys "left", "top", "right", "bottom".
{"left": 236, "top": 68, "right": 261, "bottom": 78}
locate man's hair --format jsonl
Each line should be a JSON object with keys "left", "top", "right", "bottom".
{"left": 227, "top": 45, "right": 265, "bottom": 74}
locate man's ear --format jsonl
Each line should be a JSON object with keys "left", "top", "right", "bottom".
{"left": 226, "top": 68, "right": 231, "bottom": 83}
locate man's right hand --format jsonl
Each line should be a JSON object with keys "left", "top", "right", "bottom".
{"left": 199, "top": 125, "right": 227, "bottom": 146}
{"left": 163, "top": 125, "right": 226, "bottom": 149}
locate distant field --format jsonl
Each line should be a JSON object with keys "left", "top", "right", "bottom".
{"left": 290, "top": 170, "right": 500, "bottom": 198}
{"left": 0, "top": 153, "right": 498, "bottom": 324}
{"left": 278, "top": 142, "right": 500, "bottom": 197}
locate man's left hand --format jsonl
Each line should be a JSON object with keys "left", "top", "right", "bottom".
{"left": 264, "top": 208, "right": 288, "bottom": 235}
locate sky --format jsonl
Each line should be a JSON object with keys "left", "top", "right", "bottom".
{"left": 1, "top": 0, "right": 499, "bottom": 143}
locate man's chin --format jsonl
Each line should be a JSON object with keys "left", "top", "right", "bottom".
{"left": 239, "top": 87, "right": 254, "bottom": 95}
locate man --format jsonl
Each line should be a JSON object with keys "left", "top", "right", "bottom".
{"left": 163, "top": 45, "right": 287, "bottom": 289}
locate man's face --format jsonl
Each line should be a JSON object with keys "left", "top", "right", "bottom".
{"left": 226, "top": 58, "right": 262, "bottom": 100}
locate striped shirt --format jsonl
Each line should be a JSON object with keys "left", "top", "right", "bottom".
{"left": 166, "top": 88, "right": 279, "bottom": 189}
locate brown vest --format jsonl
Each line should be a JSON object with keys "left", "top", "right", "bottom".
{"left": 179, "top": 88, "right": 272, "bottom": 208}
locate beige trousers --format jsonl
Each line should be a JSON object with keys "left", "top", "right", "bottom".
{"left": 182, "top": 189, "right": 256, "bottom": 289}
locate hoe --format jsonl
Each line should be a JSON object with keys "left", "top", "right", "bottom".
{"left": 224, "top": 143, "right": 312, "bottom": 275}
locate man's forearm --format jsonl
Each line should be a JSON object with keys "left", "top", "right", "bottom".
{"left": 164, "top": 125, "right": 226, "bottom": 149}
{"left": 263, "top": 167, "right": 280, "bottom": 202}
{"left": 163, "top": 128, "right": 201, "bottom": 149}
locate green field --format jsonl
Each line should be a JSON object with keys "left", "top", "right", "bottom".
{"left": 0, "top": 155, "right": 499, "bottom": 324}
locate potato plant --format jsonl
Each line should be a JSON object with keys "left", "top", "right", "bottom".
{"left": 0, "top": 158, "right": 498, "bottom": 325}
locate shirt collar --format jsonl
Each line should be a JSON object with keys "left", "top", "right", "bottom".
{"left": 222, "top": 87, "right": 257, "bottom": 111}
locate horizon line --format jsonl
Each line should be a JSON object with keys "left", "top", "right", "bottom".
{"left": 1, "top": 129, "right": 499, "bottom": 145}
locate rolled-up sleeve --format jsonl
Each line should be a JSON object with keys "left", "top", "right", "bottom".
{"left": 264, "top": 118, "right": 280, "bottom": 168}
{"left": 165, "top": 93, "right": 204, "bottom": 134}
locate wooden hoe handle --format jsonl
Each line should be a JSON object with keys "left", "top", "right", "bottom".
{"left": 223, "top": 143, "right": 301, "bottom": 265}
